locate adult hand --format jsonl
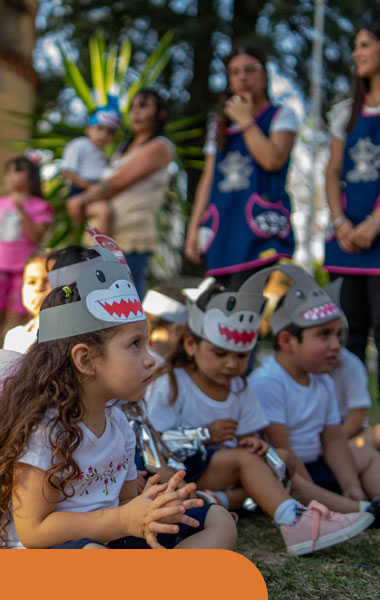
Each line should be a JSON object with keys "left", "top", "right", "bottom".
{"left": 223, "top": 92, "right": 255, "bottom": 127}
{"left": 238, "top": 436, "right": 269, "bottom": 455}
{"left": 66, "top": 194, "right": 85, "bottom": 222}
{"left": 343, "top": 484, "right": 367, "bottom": 501}
{"left": 209, "top": 419, "right": 238, "bottom": 444}
{"left": 185, "top": 225, "right": 203, "bottom": 264}
{"left": 348, "top": 219, "right": 379, "bottom": 251}
{"left": 335, "top": 219, "right": 357, "bottom": 253}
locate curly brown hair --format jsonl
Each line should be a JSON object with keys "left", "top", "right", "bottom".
{"left": 0, "top": 283, "right": 118, "bottom": 547}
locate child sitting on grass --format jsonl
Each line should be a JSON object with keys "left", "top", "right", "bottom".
{"left": 142, "top": 284, "right": 188, "bottom": 368}
{"left": 249, "top": 264, "right": 380, "bottom": 520}
{"left": 3, "top": 249, "right": 52, "bottom": 353}
{"left": 145, "top": 273, "right": 374, "bottom": 555}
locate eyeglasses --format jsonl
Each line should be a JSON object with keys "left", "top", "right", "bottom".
{"left": 227, "top": 64, "right": 264, "bottom": 77}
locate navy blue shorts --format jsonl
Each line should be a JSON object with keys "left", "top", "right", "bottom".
{"left": 50, "top": 504, "right": 212, "bottom": 549}
{"left": 135, "top": 448, "right": 215, "bottom": 484}
{"left": 304, "top": 455, "right": 342, "bottom": 494}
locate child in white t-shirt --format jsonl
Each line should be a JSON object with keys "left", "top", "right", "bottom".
{"left": 3, "top": 249, "right": 52, "bottom": 353}
{"left": 146, "top": 275, "right": 374, "bottom": 555}
{"left": 249, "top": 264, "right": 380, "bottom": 515}
{"left": 61, "top": 98, "right": 120, "bottom": 235}
{"left": 0, "top": 246, "right": 239, "bottom": 550}
{"left": 330, "top": 346, "right": 380, "bottom": 451}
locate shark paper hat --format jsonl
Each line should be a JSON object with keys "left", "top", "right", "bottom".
{"left": 258, "top": 264, "right": 343, "bottom": 335}
{"left": 142, "top": 290, "right": 188, "bottom": 325}
{"left": 48, "top": 225, "right": 132, "bottom": 290}
{"left": 40, "top": 238, "right": 144, "bottom": 343}
{"left": 87, "top": 95, "right": 121, "bottom": 130}
{"left": 186, "top": 274, "right": 268, "bottom": 352}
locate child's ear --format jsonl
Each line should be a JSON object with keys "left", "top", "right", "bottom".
{"left": 183, "top": 334, "right": 197, "bottom": 358}
{"left": 71, "top": 343, "right": 95, "bottom": 376}
{"left": 277, "top": 330, "right": 296, "bottom": 352}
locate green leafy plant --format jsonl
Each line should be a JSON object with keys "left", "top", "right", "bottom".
{"left": 0, "top": 31, "right": 206, "bottom": 280}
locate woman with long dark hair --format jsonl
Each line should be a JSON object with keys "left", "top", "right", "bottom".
{"left": 185, "top": 43, "right": 298, "bottom": 289}
{"left": 324, "top": 20, "right": 380, "bottom": 399}
{"left": 67, "top": 89, "right": 173, "bottom": 296}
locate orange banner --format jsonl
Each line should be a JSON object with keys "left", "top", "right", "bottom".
{"left": 2, "top": 549, "right": 267, "bottom": 599}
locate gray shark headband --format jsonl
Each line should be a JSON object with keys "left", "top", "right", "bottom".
{"left": 142, "top": 290, "right": 188, "bottom": 325}
{"left": 249, "top": 264, "right": 342, "bottom": 335}
{"left": 186, "top": 273, "right": 268, "bottom": 352}
{"left": 39, "top": 248, "right": 145, "bottom": 342}
{"left": 48, "top": 225, "right": 132, "bottom": 289}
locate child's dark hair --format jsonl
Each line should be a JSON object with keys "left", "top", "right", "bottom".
{"left": 273, "top": 323, "right": 304, "bottom": 350}
{"left": 46, "top": 245, "right": 100, "bottom": 273}
{"left": 117, "top": 88, "right": 168, "bottom": 154}
{"left": 217, "top": 42, "right": 269, "bottom": 150}
{"left": 346, "top": 20, "right": 380, "bottom": 133}
{"left": 160, "top": 282, "right": 247, "bottom": 403}
{"left": 0, "top": 283, "right": 118, "bottom": 547}
{"left": 5, "top": 156, "right": 42, "bottom": 198}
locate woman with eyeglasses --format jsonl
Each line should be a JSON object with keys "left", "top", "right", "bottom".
{"left": 185, "top": 42, "right": 298, "bottom": 289}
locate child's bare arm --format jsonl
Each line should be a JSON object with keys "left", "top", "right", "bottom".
{"left": 341, "top": 408, "right": 368, "bottom": 439}
{"left": 12, "top": 196, "right": 49, "bottom": 244}
{"left": 62, "top": 169, "right": 93, "bottom": 190}
{"left": 13, "top": 463, "right": 190, "bottom": 549}
{"left": 321, "top": 424, "right": 366, "bottom": 499}
{"left": 261, "top": 423, "right": 313, "bottom": 481}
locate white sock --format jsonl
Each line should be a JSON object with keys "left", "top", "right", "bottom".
{"left": 212, "top": 491, "right": 230, "bottom": 510}
{"left": 274, "top": 499, "right": 303, "bottom": 526}
{"left": 359, "top": 500, "right": 371, "bottom": 511}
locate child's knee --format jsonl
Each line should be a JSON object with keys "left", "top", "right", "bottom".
{"left": 204, "top": 505, "right": 237, "bottom": 545}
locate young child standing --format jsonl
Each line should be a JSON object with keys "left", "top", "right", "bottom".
{"left": 0, "top": 246, "right": 237, "bottom": 550}
{"left": 61, "top": 98, "right": 120, "bottom": 235}
{"left": 146, "top": 275, "right": 374, "bottom": 555}
{"left": 249, "top": 264, "right": 380, "bottom": 509}
{"left": 0, "top": 156, "right": 53, "bottom": 336}
{"left": 3, "top": 249, "right": 52, "bottom": 353}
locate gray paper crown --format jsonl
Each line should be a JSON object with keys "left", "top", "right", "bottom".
{"left": 39, "top": 248, "right": 145, "bottom": 342}
{"left": 252, "top": 264, "right": 342, "bottom": 335}
{"left": 187, "top": 273, "right": 268, "bottom": 352}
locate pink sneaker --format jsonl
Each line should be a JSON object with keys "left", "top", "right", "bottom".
{"left": 280, "top": 501, "right": 374, "bottom": 556}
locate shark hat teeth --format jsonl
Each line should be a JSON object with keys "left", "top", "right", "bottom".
{"left": 87, "top": 279, "right": 143, "bottom": 323}
{"left": 300, "top": 302, "right": 341, "bottom": 322}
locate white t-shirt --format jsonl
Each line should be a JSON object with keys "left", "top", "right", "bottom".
{"left": 328, "top": 98, "right": 380, "bottom": 141}
{"left": 145, "top": 368, "right": 269, "bottom": 449}
{"left": 330, "top": 347, "right": 371, "bottom": 422}
{"left": 3, "top": 320, "right": 37, "bottom": 354}
{"left": 7, "top": 404, "right": 137, "bottom": 549}
{"left": 61, "top": 136, "right": 108, "bottom": 182}
{"left": 249, "top": 356, "right": 341, "bottom": 463}
{"left": 203, "top": 105, "right": 299, "bottom": 155}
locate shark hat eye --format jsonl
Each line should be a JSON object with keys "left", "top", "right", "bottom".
{"left": 96, "top": 270, "right": 106, "bottom": 283}
{"left": 226, "top": 296, "right": 236, "bottom": 311}
{"left": 295, "top": 290, "right": 304, "bottom": 298}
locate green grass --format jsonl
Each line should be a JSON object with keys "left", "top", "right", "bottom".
{"left": 236, "top": 512, "right": 380, "bottom": 599}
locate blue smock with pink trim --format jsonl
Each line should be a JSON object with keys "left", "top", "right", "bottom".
{"left": 198, "top": 104, "right": 295, "bottom": 276}
{"left": 324, "top": 110, "right": 380, "bottom": 275}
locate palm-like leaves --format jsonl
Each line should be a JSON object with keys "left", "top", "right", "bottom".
{"left": 0, "top": 31, "right": 206, "bottom": 280}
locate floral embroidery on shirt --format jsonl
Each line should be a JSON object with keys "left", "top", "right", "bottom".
{"left": 77, "top": 456, "right": 129, "bottom": 496}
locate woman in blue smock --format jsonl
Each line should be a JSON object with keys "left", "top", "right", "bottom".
{"left": 185, "top": 43, "right": 298, "bottom": 290}
{"left": 324, "top": 20, "right": 380, "bottom": 399}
